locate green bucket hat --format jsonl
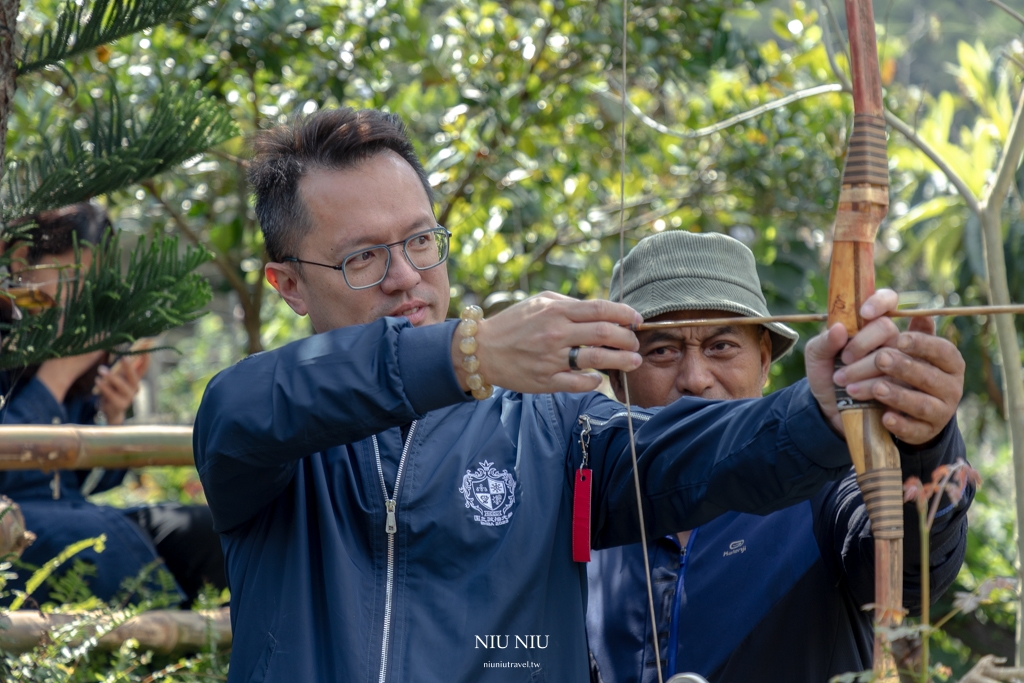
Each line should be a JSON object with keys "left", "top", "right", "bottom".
{"left": 609, "top": 230, "right": 799, "bottom": 361}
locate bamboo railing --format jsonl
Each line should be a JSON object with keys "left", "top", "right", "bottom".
{"left": 0, "top": 607, "right": 230, "bottom": 654}
{"left": 0, "top": 425, "right": 193, "bottom": 470}
{"left": 0, "top": 428, "right": 220, "bottom": 656}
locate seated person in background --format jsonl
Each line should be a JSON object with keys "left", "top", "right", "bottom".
{"left": 0, "top": 202, "right": 226, "bottom": 606}
{"left": 587, "top": 231, "right": 972, "bottom": 683}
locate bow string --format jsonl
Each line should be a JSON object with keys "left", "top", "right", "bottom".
{"left": 614, "top": 1, "right": 665, "bottom": 682}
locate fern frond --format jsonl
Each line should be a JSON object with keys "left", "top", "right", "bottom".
{"left": 3, "top": 83, "right": 237, "bottom": 220}
{"left": 18, "top": 0, "right": 208, "bottom": 75}
{"left": 46, "top": 558, "right": 99, "bottom": 606}
{"left": 0, "top": 233, "right": 213, "bottom": 369}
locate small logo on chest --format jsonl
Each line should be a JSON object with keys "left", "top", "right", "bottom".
{"left": 460, "top": 461, "right": 516, "bottom": 527}
{"left": 723, "top": 539, "right": 746, "bottom": 556}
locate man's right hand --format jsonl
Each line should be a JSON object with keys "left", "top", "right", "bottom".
{"left": 36, "top": 350, "right": 106, "bottom": 403}
{"left": 454, "top": 292, "right": 643, "bottom": 394}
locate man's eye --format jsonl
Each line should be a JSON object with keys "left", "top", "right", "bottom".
{"left": 346, "top": 250, "right": 379, "bottom": 269}
{"left": 647, "top": 346, "right": 680, "bottom": 361}
{"left": 706, "top": 341, "right": 740, "bottom": 355}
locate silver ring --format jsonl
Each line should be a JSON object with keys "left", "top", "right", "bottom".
{"left": 568, "top": 346, "right": 582, "bottom": 371}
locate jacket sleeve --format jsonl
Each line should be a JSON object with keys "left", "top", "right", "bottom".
{"left": 194, "top": 317, "right": 472, "bottom": 532}
{"left": 580, "top": 379, "right": 854, "bottom": 549}
{"left": 811, "top": 417, "right": 972, "bottom": 615}
{"left": 1, "top": 376, "right": 68, "bottom": 425}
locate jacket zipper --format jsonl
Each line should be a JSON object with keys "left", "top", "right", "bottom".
{"left": 667, "top": 528, "right": 698, "bottom": 676}
{"left": 371, "top": 421, "right": 417, "bottom": 683}
{"left": 577, "top": 410, "right": 652, "bottom": 462}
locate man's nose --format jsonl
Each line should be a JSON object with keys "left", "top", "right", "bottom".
{"left": 379, "top": 246, "right": 421, "bottom": 293}
{"left": 675, "top": 355, "right": 715, "bottom": 397}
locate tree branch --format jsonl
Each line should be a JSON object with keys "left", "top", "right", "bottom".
{"left": 817, "top": 0, "right": 852, "bottom": 92}
{"left": 439, "top": 19, "right": 557, "bottom": 228}
{"left": 884, "top": 109, "right": 981, "bottom": 214}
{"left": 437, "top": 162, "right": 481, "bottom": 227}
{"left": 206, "top": 147, "right": 250, "bottom": 168}
{"left": 142, "top": 179, "right": 251, "bottom": 301}
{"left": 988, "top": 0, "right": 1024, "bottom": 29}
{"left": 983, "top": 83, "right": 1024, "bottom": 213}
{"left": 598, "top": 83, "right": 844, "bottom": 140}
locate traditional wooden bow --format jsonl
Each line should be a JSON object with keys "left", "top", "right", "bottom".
{"left": 618, "top": 1, "right": 909, "bottom": 680}
{"left": 829, "top": 0, "right": 904, "bottom": 675}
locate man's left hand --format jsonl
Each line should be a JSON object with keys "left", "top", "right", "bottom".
{"left": 804, "top": 289, "right": 965, "bottom": 445}
{"left": 95, "top": 354, "right": 150, "bottom": 426}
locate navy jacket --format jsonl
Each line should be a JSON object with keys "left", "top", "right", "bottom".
{"left": 194, "top": 317, "right": 856, "bottom": 683}
{"left": 587, "top": 420, "right": 971, "bottom": 683}
{"left": 0, "top": 376, "right": 176, "bottom": 603}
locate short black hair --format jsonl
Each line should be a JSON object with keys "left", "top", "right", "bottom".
{"left": 248, "top": 107, "right": 433, "bottom": 264}
{"left": 26, "top": 202, "right": 112, "bottom": 264}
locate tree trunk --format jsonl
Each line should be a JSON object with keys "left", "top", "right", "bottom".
{"left": 0, "top": 0, "right": 21, "bottom": 190}
{"left": 977, "top": 84, "right": 1024, "bottom": 667}
{"left": 979, "top": 205, "right": 1024, "bottom": 667}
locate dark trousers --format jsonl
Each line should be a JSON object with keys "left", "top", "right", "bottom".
{"left": 124, "top": 503, "right": 227, "bottom": 606}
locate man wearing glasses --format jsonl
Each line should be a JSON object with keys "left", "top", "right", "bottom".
{"left": 193, "top": 108, "right": 963, "bottom": 683}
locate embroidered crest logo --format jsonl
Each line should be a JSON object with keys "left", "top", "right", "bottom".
{"left": 460, "top": 461, "right": 516, "bottom": 527}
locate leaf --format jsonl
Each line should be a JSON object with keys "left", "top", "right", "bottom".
{"left": 903, "top": 476, "right": 924, "bottom": 503}
{"left": 953, "top": 590, "right": 982, "bottom": 613}
{"left": 887, "top": 196, "right": 961, "bottom": 235}
{"left": 977, "top": 576, "right": 1017, "bottom": 600}
{"left": 9, "top": 535, "right": 106, "bottom": 610}
{"left": 18, "top": 0, "right": 209, "bottom": 75}
{"left": 0, "top": 234, "right": 213, "bottom": 368}
{"left": 4, "top": 82, "right": 238, "bottom": 220}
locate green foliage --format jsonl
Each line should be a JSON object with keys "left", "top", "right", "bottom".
{"left": 80, "top": 0, "right": 846, "bottom": 355}
{"left": 46, "top": 559, "right": 101, "bottom": 607}
{"left": 9, "top": 535, "right": 105, "bottom": 610}
{"left": 0, "top": 540, "right": 225, "bottom": 683}
{"left": 18, "top": 0, "right": 209, "bottom": 75}
{"left": 4, "top": 83, "right": 237, "bottom": 220}
{"left": 152, "top": 292, "right": 310, "bottom": 425}
{"left": 0, "top": 234, "right": 212, "bottom": 368}
{"left": 1, "top": 0, "right": 236, "bottom": 367}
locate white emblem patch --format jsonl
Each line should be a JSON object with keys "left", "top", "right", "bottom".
{"left": 460, "top": 461, "right": 516, "bottom": 527}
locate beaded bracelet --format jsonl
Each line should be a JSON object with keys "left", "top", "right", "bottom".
{"left": 459, "top": 305, "right": 493, "bottom": 400}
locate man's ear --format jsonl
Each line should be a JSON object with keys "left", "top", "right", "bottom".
{"left": 265, "top": 262, "right": 309, "bottom": 317}
{"left": 760, "top": 328, "right": 772, "bottom": 388}
{"left": 608, "top": 370, "right": 625, "bottom": 404}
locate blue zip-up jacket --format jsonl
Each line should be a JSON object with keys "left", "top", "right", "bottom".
{"left": 195, "top": 317, "right": 857, "bottom": 683}
{"left": 586, "top": 420, "right": 971, "bottom": 683}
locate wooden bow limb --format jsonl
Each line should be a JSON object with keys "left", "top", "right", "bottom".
{"left": 831, "top": 0, "right": 903, "bottom": 677}
{"left": 629, "top": 304, "right": 1024, "bottom": 331}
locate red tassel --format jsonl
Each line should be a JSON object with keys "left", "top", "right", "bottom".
{"left": 572, "top": 468, "right": 592, "bottom": 562}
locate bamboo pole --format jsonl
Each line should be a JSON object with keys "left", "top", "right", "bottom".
{"left": 0, "top": 425, "right": 193, "bottom": 471}
{"left": 0, "top": 607, "right": 230, "bottom": 654}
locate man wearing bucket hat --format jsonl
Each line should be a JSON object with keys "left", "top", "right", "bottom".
{"left": 586, "top": 231, "right": 971, "bottom": 683}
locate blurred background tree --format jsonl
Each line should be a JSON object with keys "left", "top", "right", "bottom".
{"left": 2, "top": 0, "right": 236, "bottom": 367}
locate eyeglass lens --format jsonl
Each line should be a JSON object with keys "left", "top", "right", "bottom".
{"left": 342, "top": 229, "right": 449, "bottom": 288}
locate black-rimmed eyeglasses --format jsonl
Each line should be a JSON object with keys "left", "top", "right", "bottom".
{"left": 283, "top": 225, "right": 452, "bottom": 290}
